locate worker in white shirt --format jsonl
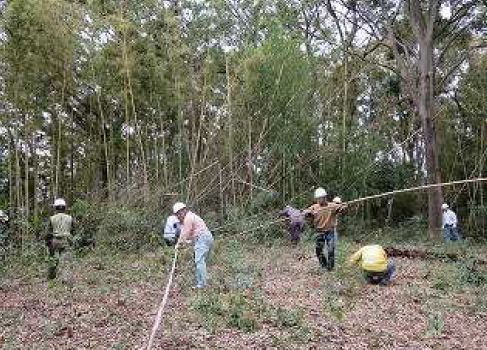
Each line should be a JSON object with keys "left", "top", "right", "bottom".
{"left": 163, "top": 215, "right": 181, "bottom": 246}
{"left": 442, "top": 203, "right": 460, "bottom": 241}
{"left": 332, "top": 197, "right": 343, "bottom": 242}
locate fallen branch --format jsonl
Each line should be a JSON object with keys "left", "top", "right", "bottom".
{"left": 384, "top": 246, "right": 487, "bottom": 265}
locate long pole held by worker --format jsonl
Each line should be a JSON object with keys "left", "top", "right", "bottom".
{"left": 345, "top": 177, "right": 487, "bottom": 205}
{"left": 146, "top": 242, "right": 181, "bottom": 350}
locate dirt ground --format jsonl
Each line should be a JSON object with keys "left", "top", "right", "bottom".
{"left": 1, "top": 237, "right": 487, "bottom": 349}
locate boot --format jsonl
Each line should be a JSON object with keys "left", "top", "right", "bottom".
{"left": 48, "top": 266, "right": 57, "bottom": 280}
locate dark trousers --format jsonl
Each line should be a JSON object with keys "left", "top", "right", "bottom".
{"left": 46, "top": 238, "right": 66, "bottom": 280}
{"left": 315, "top": 230, "right": 336, "bottom": 270}
{"left": 289, "top": 222, "right": 304, "bottom": 244}
{"left": 363, "top": 260, "right": 396, "bottom": 285}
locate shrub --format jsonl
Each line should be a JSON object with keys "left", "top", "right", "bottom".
{"left": 96, "top": 206, "right": 155, "bottom": 251}
{"left": 426, "top": 310, "right": 444, "bottom": 337}
{"left": 457, "top": 258, "right": 486, "bottom": 287}
{"left": 226, "top": 293, "right": 260, "bottom": 332}
{"left": 191, "top": 290, "right": 264, "bottom": 333}
{"left": 266, "top": 306, "right": 303, "bottom": 328}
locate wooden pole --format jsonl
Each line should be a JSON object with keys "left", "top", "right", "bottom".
{"left": 346, "top": 178, "right": 487, "bottom": 205}
{"left": 146, "top": 242, "right": 181, "bottom": 350}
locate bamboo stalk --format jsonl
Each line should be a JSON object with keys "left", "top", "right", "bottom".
{"left": 24, "top": 125, "right": 29, "bottom": 220}
{"left": 122, "top": 11, "right": 131, "bottom": 185}
{"left": 8, "top": 134, "right": 13, "bottom": 214}
{"left": 248, "top": 118, "right": 253, "bottom": 202}
{"left": 346, "top": 178, "right": 487, "bottom": 205}
{"left": 93, "top": 66, "right": 112, "bottom": 198}
{"left": 219, "top": 162, "right": 224, "bottom": 221}
{"left": 225, "top": 54, "right": 236, "bottom": 207}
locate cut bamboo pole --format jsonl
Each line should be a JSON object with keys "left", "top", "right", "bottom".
{"left": 346, "top": 178, "right": 487, "bottom": 205}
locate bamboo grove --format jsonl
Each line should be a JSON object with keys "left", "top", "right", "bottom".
{"left": 0, "top": 0, "right": 485, "bottom": 240}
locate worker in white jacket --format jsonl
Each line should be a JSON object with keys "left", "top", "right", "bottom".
{"left": 163, "top": 215, "right": 181, "bottom": 246}
{"left": 442, "top": 203, "right": 460, "bottom": 241}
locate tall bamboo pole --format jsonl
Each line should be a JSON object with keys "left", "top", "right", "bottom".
{"left": 226, "top": 55, "right": 236, "bottom": 206}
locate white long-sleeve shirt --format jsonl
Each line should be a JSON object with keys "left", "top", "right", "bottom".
{"left": 163, "top": 215, "right": 181, "bottom": 239}
{"left": 442, "top": 209, "right": 458, "bottom": 228}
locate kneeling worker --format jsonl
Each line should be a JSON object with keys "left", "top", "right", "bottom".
{"left": 348, "top": 244, "right": 395, "bottom": 285}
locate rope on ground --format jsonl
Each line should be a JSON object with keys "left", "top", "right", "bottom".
{"left": 146, "top": 242, "right": 181, "bottom": 350}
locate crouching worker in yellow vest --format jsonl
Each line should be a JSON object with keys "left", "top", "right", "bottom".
{"left": 348, "top": 245, "right": 396, "bottom": 286}
{"left": 43, "top": 198, "right": 74, "bottom": 280}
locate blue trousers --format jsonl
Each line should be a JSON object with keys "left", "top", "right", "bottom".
{"left": 364, "top": 260, "right": 396, "bottom": 285}
{"left": 194, "top": 232, "right": 214, "bottom": 288}
{"left": 443, "top": 225, "right": 459, "bottom": 241}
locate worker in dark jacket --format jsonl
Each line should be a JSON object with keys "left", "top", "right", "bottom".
{"left": 279, "top": 206, "right": 305, "bottom": 245}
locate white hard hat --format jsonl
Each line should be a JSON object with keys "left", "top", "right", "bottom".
{"left": 314, "top": 187, "right": 327, "bottom": 199}
{"left": 173, "top": 202, "right": 187, "bottom": 214}
{"left": 441, "top": 203, "right": 449, "bottom": 210}
{"left": 332, "top": 197, "right": 342, "bottom": 204}
{"left": 54, "top": 198, "right": 66, "bottom": 208}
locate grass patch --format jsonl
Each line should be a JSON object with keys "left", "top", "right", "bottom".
{"left": 191, "top": 290, "right": 265, "bottom": 333}
{"left": 426, "top": 310, "right": 445, "bottom": 337}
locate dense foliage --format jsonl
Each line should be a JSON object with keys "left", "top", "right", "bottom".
{"left": 0, "top": 0, "right": 485, "bottom": 246}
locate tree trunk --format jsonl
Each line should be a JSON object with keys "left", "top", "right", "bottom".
{"left": 341, "top": 56, "right": 349, "bottom": 182}
{"left": 405, "top": 0, "right": 442, "bottom": 239}
{"left": 418, "top": 37, "right": 443, "bottom": 239}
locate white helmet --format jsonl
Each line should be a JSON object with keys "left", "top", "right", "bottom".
{"left": 0, "top": 210, "right": 8, "bottom": 221}
{"left": 314, "top": 187, "right": 327, "bottom": 199}
{"left": 54, "top": 198, "right": 67, "bottom": 208}
{"left": 332, "top": 196, "right": 342, "bottom": 204}
{"left": 173, "top": 202, "right": 187, "bottom": 214}
{"left": 441, "top": 203, "right": 449, "bottom": 210}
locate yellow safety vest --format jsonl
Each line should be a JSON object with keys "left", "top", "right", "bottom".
{"left": 349, "top": 245, "right": 388, "bottom": 272}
